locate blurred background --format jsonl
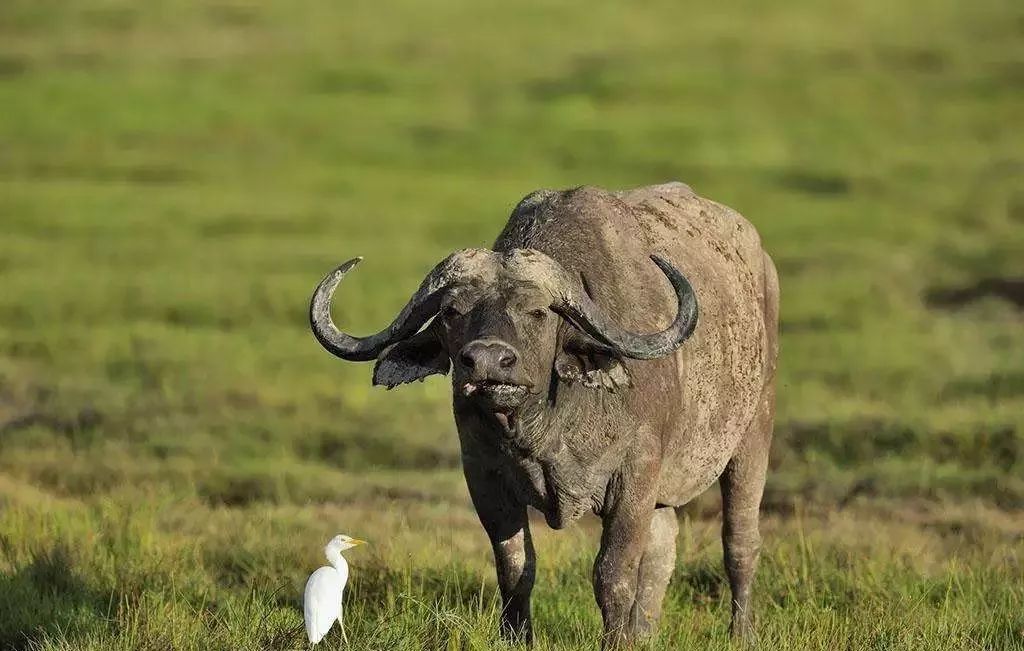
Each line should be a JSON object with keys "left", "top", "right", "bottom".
{"left": 1, "top": 0, "right": 1021, "bottom": 649}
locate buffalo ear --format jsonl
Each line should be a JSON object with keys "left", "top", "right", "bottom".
{"left": 372, "top": 325, "right": 450, "bottom": 389}
{"left": 554, "top": 337, "right": 631, "bottom": 392}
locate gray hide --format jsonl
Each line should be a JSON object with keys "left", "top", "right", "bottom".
{"left": 310, "top": 183, "right": 780, "bottom": 649}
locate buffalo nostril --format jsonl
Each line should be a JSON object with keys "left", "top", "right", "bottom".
{"left": 460, "top": 352, "right": 476, "bottom": 368}
{"left": 499, "top": 350, "right": 517, "bottom": 368}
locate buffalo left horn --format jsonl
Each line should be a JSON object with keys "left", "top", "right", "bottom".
{"left": 549, "top": 254, "right": 698, "bottom": 360}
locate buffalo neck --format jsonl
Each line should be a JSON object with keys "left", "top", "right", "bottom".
{"left": 479, "top": 379, "right": 627, "bottom": 456}
{"left": 456, "top": 381, "right": 631, "bottom": 526}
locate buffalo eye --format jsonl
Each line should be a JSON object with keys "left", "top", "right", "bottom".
{"left": 528, "top": 308, "right": 547, "bottom": 321}
{"left": 442, "top": 305, "right": 461, "bottom": 322}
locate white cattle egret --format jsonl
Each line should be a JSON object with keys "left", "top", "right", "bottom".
{"left": 304, "top": 534, "right": 366, "bottom": 645}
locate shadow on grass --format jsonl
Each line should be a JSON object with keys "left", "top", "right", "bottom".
{"left": 676, "top": 560, "right": 726, "bottom": 605}
{"left": 0, "top": 544, "right": 112, "bottom": 650}
{"left": 925, "top": 276, "right": 1024, "bottom": 310}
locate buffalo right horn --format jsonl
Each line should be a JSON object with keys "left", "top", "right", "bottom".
{"left": 309, "top": 248, "right": 492, "bottom": 362}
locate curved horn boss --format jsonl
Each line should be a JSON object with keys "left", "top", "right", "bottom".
{"left": 311, "top": 248, "right": 698, "bottom": 362}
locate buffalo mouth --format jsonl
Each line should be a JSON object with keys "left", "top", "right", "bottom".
{"left": 462, "top": 380, "right": 530, "bottom": 410}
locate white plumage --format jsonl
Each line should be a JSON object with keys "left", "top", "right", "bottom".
{"left": 303, "top": 534, "right": 365, "bottom": 645}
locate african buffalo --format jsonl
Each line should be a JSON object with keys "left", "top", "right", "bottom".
{"left": 310, "top": 183, "right": 779, "bottom": 648}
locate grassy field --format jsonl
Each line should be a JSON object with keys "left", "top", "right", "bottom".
{"left": 1, "top": 0, "right": 1022, "bottom": 648}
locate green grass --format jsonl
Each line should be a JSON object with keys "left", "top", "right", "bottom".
{"left": 0, "top": 0, "right": 1022, "bottom": 648}
{"left": 2, "top": 485, "right": 1021, "bottom": 650}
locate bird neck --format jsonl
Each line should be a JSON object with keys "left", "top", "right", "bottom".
{"left": 325, "top": 547, "right": 348, "bottom": 572}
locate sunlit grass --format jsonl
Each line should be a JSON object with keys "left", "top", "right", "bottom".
{"left": 2, "top": 480, "right": 1021, "bottom": 650}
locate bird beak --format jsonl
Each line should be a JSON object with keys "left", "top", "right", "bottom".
{"left": 349, "top": 539, "right": 367, "bottom": 547}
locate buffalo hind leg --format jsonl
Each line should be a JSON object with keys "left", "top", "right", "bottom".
{"left": 628, "top": 506, "right": 678, "bottom": 641}
{"left": 720, "top": 393, "right": 773, "bottom": 643}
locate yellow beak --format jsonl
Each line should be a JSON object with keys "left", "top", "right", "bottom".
{"left": 348, "top": 539, "right": 367, "bottom": 546}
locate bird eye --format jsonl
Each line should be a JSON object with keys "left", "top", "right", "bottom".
{"left": 529, "top": 308, "right": 547, "bottom": 320}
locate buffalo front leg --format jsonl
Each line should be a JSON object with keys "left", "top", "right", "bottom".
{"left": 464, "top": 465, "right": 536, "bottom": 644}
{"left": 628, "top": 506, "right": 678, "bottom": 641}
{"left": 719, "top": 394, "right": 773, "bottom": 643}
{"left": 594, "top": 477, "right": 657, "bottom": 650}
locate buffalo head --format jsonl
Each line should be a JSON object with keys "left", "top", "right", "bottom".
{"left": 309, "top": 248, "right": 698, "bottom": 414}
